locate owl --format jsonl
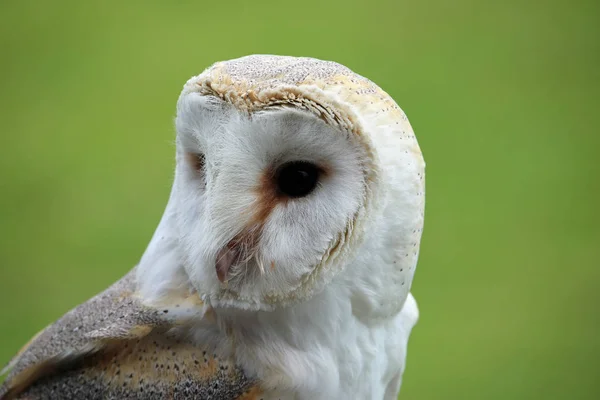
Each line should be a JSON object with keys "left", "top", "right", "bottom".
{"left": 0, "top": 55, "right": 425, "bottom": 400}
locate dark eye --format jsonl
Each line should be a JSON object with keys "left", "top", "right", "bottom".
{"left": 185, "top": 152, "right": 205, "bottom": 173}
{"left": 275, "top": 161, "right": 320, "bottom": 198}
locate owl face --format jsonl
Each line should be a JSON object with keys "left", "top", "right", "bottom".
{"left": 173, "top": 94, "right": 369, "bottom": 309}
{"left": 136, "top": 55, "right": 424, "bottom": 314}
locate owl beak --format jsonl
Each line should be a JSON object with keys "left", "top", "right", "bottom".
{"left": 215, "top": 243, "right": 240, "bottom": 283}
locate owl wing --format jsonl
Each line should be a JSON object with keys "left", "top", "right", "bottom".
{"left": 0, "top": 269, "right": 262, "bottom": 400}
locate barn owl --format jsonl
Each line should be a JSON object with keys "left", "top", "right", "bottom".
{"left": 0, "top": 55, "right": 425, "bottom": 400}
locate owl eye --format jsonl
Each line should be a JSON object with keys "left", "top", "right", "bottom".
{"left": 185, "top": 152, "right": 205, "bottom": 173}
{"left": 275, "top": 161, "right": 320, "bottom": 198}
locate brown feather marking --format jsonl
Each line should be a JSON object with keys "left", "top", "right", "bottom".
{"left": 235, "top": 385, "right": 264, "bottom": 400}
{"left": 15, "top": 331, "right": 255, "bottom": 399}
{"left": 1, "top": 341, "right": 108, "bottom": 400}
{"left": 253, "top": 164, "right": 281, "bottom": 227}
{"left": 0, "top": 269, "right": 168, "bottom": 399}
{"left": 185, "top": 152, "right": 205, "bottom": 172}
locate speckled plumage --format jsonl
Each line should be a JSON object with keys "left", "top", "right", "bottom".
{"left": 16, "top": 330, "right": 258, "bottom": 400}
{"left": 1, "top": 55, "right": 424, "bottom": 400}
{"left": 192, "top": 55, "right": 413, "bottom": 128}
{"left": 2, "top": 271, "right": 155, "bottom": 379}
{"left": 191, "top": 54, "right": 420, "bottom": 162}
{"left": 0, "top": 270, "right": 258, "bottom": 399}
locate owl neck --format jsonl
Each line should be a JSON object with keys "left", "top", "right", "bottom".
{"left": 135, "top": 195, "right": 418, "bottom": 398}
{"left": 192, "top": 241, "right": 419, "bottom": 399}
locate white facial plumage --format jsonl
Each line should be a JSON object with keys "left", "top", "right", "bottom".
{"left": 137, "top": 56, "right": 424, "bottom": 318}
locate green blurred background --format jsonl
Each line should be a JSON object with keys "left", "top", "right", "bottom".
{"left": 0, "top": 0, "right": 598, "bottom": 398}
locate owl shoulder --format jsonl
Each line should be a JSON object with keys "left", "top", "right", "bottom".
{"left": 0, "top": 269, "right": 261, "bottom": 400}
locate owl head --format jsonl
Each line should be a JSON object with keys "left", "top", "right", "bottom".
{"left": 137, "top": 55, "right": 425, "bottom": 315}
